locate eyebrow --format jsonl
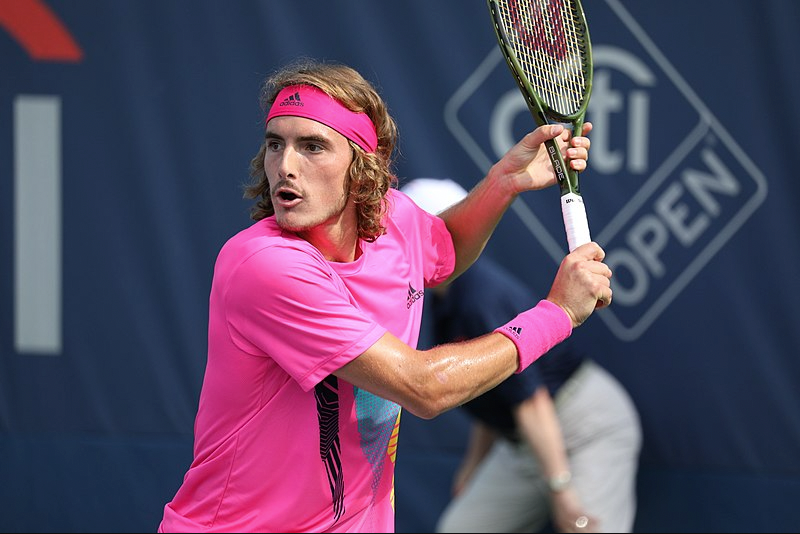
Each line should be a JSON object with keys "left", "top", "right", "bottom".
{"left": 265, "top": 131, "right": 331, "bottom": 146}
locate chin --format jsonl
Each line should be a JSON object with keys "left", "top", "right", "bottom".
{"left": 275, "top": 213, "right": 309, "bottom": 233}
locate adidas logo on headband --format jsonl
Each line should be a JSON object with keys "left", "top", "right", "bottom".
{"left": 278, "top": 92, "right": 303, "bottom": 107}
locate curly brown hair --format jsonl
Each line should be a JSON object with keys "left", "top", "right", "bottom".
{"left": 244, "top": 58, "right": 399, "bottom": 243}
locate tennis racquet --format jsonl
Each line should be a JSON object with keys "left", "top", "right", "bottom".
{"left": 487, "top": 0, "right": 593, "bottom": 252}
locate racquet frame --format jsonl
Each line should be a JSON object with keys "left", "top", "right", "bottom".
{"left": 487, "top": 0, "right": 594, "bottom": 251}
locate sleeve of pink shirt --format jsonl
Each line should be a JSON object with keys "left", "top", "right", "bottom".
{"left": 390, "top": 188, "right": 455, "bottom": 288}
{"left": 222, "top": 241, "right": 388, "bottom": 392}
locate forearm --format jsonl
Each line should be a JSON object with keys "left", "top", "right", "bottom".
{"left": 452, "top": 422, "right": 498, "bottom": 496}
{"left": 460, "top": 422, "right": 497, "bottom": 473}
{"left": 515, "top": 388, "right": 572, "bottom": 483}
{"left": 417, "top": 332, "right": 520, "bottom": 417}
{"left": 337, "top": 329, "right": 521, "bottom": 419}
{"left": 517, "top": 388, "right": 599, "bottom": 531}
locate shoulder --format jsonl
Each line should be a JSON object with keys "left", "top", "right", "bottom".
{"left": 216, "top": 218, "right": 330, "bottom": 289}
{"left": 385, "top": 187, "right": 451, "bottom": 244}
{"left": 387, "top": 187, "right": 425, "bottom": 220}
{"left": 222, "top": 218, "right": 320, "bottom": 259}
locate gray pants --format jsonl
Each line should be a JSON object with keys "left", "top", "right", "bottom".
{"left": 436, "top": 361, "right": 642, "bottom": 533}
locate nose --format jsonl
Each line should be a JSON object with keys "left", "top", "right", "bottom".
{"left": 275, "top": 145, "right": 299, "bottom": 179}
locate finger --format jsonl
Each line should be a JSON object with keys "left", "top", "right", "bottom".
{"left": 589, "top": 242, "right": 606, "bottom": 262}
{"left": 569, "top": 158, "right": 588, "bottom": 172}
{"left": 571, "top": 241, "right": 606, "bottom": 262}
{"left": 585, "top": 259, "right": 612, "bottom": 279}
{"left": 529, "top": 124, "right": 565, "bottom": 144}
{"left": 569, "top": 133, "right": 590, "bottom": 149}
{"left": 566, "top": 146, "right": 588, "bottom": 160}
{"left": 596, "top": 288, "right": 613, "bottom": 309}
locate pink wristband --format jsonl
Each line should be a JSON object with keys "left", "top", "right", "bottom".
{"left": 494, "top": 299, "right": 573, "bottom": 374}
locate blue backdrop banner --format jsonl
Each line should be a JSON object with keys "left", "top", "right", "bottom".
{"left": 1, "top": 1, "right": 799, "bottom": 532}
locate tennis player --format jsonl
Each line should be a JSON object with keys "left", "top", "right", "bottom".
{"left": 158, "top": 58, "right": 609, "bottom": 533}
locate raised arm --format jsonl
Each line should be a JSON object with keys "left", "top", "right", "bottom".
{"left": 438, "top": 123, "right": 592, "bottom": 280}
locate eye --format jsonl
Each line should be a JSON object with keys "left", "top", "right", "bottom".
{"left": 305, "top": 142, "right": 323, "bottom": 153}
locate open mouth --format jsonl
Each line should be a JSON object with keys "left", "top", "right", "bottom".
{"left": 275, "top": 187, "right": 303, "bottom": 207}
{"left": 278, "top": 190, "right": 299, "bottom": 202}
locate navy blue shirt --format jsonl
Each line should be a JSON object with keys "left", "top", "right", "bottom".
{"left": 419, "top": 257, "right": 584, "bottom": 442}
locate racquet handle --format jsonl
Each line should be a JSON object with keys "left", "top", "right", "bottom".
{"left": 561, "top": 192, "right": 591, "bottom": 252}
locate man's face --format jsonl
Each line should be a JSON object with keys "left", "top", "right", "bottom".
{"left": 264, "top": 115, "right": 354, "bottom": 236}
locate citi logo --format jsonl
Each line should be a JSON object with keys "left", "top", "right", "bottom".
{"left": 444, "top": 1, "right": 766, "bottom": 341}
{"left": 406, "top": 282, "right": 424, "bottom": 309}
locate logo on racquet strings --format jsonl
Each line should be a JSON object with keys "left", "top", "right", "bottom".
{"left": 510, "top": 0, "right": 568, "bottom": 60}
{"left": 505, "top": 0, "right": 585, "bottom": 115}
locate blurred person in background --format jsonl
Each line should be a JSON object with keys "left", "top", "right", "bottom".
{"left": 402, "top": 178, "right": 642, "bottom": 533}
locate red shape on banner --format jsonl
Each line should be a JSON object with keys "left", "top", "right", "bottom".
{"left": 0, "top": 0, "right": 83, "bottom": 62}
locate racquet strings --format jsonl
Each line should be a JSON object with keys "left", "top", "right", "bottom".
{"left": 495, "top": 0, "right": 588, "bottom": 119}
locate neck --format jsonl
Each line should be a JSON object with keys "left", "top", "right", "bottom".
{"left": 298, "top": 209, "right": 361, "bottom": 263}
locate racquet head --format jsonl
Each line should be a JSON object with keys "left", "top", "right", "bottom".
{"left": 488, "top": 0, "right": 592, "bottom": 126}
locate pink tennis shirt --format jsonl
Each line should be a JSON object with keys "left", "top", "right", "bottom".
{"left": 159, "top": 189, "right": 455, "bottom": 533}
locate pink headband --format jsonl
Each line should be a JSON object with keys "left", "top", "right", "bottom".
{"left": 266, "top": 84, "right": 378, "bottom": 153}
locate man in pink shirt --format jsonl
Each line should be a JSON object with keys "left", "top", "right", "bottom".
{"left": 159, "top": 58, "right": 611, "bottom": 533}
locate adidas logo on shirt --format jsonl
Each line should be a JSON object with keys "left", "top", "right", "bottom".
{"left": 406, "top": 282, "right": 424, "bottom": 309}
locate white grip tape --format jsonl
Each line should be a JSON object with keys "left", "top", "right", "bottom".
{"left": 561, "top": 192, "right": 591, "bottom": 252}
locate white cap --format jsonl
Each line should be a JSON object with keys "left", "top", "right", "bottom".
{"left": 400, "top": 178, "right": 469, "bottom": 215}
